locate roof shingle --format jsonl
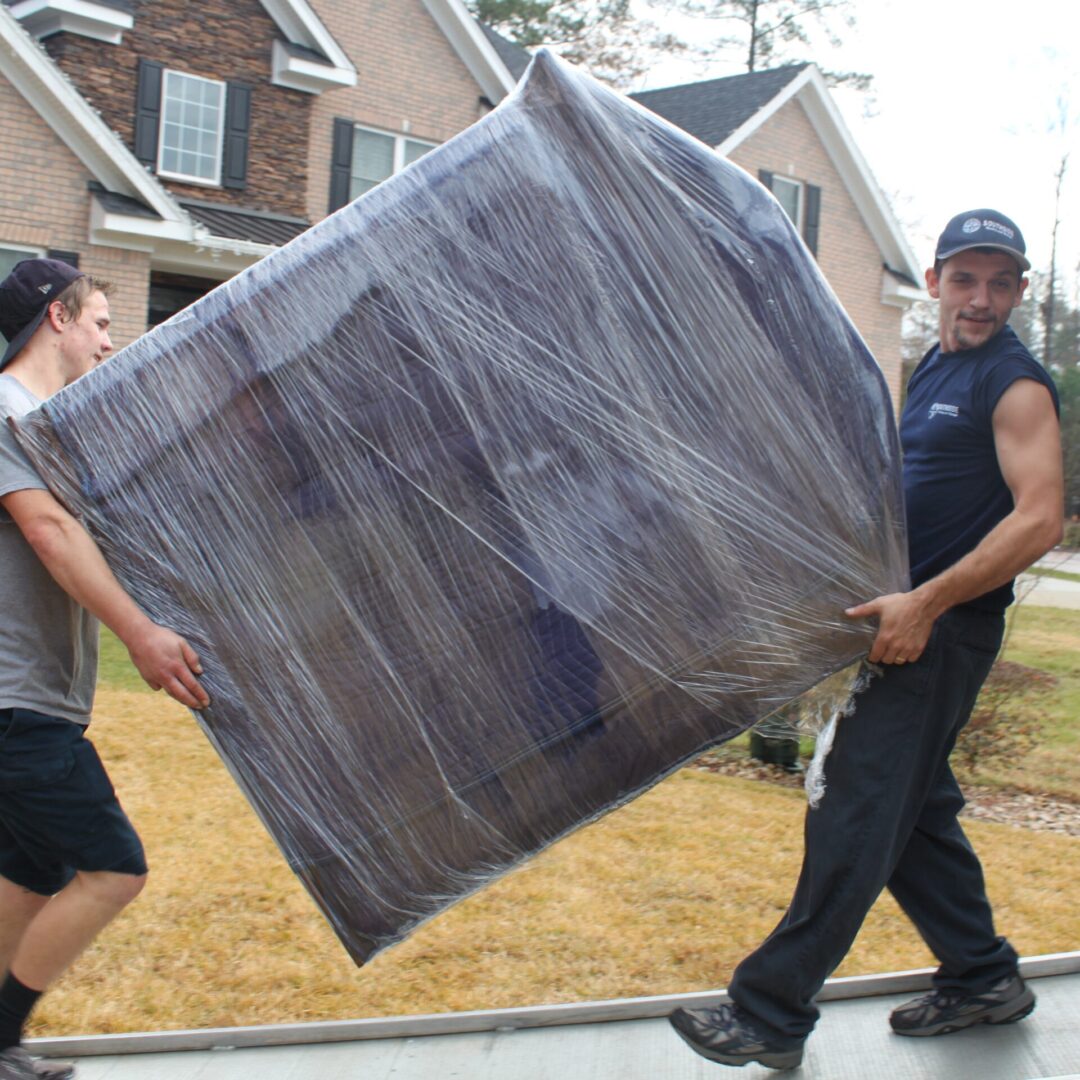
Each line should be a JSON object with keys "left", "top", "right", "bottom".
{"left": 630, "top": 64, "right": 808, "bottom": 147}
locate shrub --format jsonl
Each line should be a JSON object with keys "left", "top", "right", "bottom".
{"left": 954, "top": 660, "right": 1056, "bottom": 774}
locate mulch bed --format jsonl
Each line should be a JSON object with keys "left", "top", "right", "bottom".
{"left": 692, "top": 752, "right": 1080, "bottom": 838}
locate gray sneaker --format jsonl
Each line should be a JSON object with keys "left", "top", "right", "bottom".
{"left": 30, "top": 1055, "right": 75, "bottom": 1080}
{"left": 889, "top": 974, "right": 1036, "bottom": 1037}
{"left": 669, "top": 1002, "right": 805, "bottom": 1070}
{"left": 0, "top": 1048, "right": 74, "bottom": 1080}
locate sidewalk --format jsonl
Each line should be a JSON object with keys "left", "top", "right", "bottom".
{"left": 1017, "top": 548, "right": 1080, "bottom": 610}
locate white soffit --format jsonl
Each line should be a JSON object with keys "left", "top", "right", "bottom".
{"left": 882, "top": 274, "right": 924, "bottom": 309}
{"left": 270, "top": 39, "right": 355, "bottom": 94}
{"left": 420, "top": 0, "right": 517, "bottom": 103}
{"left": 719, "top": 65, "right": 924, "bottom": 293}
{"left": 6, "top": 0, "right": 132, "bottom": 45}
{"left": 259, "top": 0, "right": 355, "bottom": 85}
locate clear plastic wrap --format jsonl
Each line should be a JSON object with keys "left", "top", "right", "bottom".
{"left": 13, "top": 52, "right": 908, "bottom": 964}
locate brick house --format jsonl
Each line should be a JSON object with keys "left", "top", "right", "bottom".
{"left": 0, "top": 1, "right": 919, "bottom": 402}
{"left": 0, "top": 0, "right": 513, "bottom": 347}
{"left": 630, "top": 66, "right": 923, "bottom": 403}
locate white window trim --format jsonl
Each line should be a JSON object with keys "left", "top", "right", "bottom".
{"left": 270, "top": 40, "right": 355, "bottom": 94}
{"left": 0, "top": 242, "right": 46, "bottom": 260}
{"left": 771, "top": 175, "right": 804, "bottom": 230}
{"left": 0, "top": 243, "right": 47, "bottom": 279}
{"left": 157, "top": 70, "right": 227, "bottom": 188}
{"left": 351, "top": 125, "right": 437, "bottom": 194}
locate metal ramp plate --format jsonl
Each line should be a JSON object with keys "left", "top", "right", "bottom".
{"left": 32, "top": 956, "right": 1080, "bottom": 1080}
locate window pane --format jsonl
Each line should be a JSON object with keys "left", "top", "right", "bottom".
{"left": 0, "top": 247, "right": 41, "bottom": 283}
{"left": 159, "top": 71, "right": 224, "bottom": 182}
{"left": 403, "top": 140, "right": 433, "bottom": 167}
{"left": 349, "top": 177, "right": 377, "bottom": 200}
{"left": 351, "top": 130, "right": 394, "bottom": 190}
{"left": 772, "top": 176, "right": 801, "bottom": 227}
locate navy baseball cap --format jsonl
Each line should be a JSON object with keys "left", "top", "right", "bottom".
{"left": 0, "top": 258, "right": 85, "bottom": 370}
{"left": 935, "top": 209, "right": 1030, "bottom": 273}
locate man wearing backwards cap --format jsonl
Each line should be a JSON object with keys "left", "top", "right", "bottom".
{"left": 671, "top": 211, "right": 1063, "bottom": 1069}
{"left": 0, "top": 260, "right": 209, "bottom": 1080}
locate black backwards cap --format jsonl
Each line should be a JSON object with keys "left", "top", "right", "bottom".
{"left": 0, "top": 258, "right": 85, "bottom": 370}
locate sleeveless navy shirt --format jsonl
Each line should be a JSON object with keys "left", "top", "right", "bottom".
{"left": 901, "top": 325, "right": 1059, "bottom": 612}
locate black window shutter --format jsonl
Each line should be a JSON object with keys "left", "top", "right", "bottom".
{"left": 223, "top": 82, "right": 252, "bottom": 190}
{"left": 329, "top": 119, "right": 355, "bottom": 212}
{"left": 803, "top": 184, "right": 821, "bottom": 255}
{"left": 46, "top": 250, "right": 80, "bottom": 268}
{"left": 758, "top": 168, "right": 774, "bottom": 191}
{"left": 134, "top": 60, "right": 164, "bottom": 167}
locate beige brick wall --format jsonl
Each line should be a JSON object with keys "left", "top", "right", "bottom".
{"left": 0, "top": 75, "right": 149, "bottom": 350}
{"left": 728, "top": 97, "right": 904, "bottom": 409}
{"left": 306, "top": 0, "right": 490, "bottom": 223}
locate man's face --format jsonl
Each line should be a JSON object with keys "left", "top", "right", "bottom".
{"left": 925, "top": 250, "right": 1027, "bottom": 353}
{"left": 58, "top": 290, "right": 113, "bottom": 383}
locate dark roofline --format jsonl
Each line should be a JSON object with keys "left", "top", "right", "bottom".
{"left": 884, "top": 263, "right": 920, "bottom": 288}
{"left": 278, "top": 39, "right": 331, "bottom": 65}
{"left": 179, "top": 200, "right": 310, "bottom": 247}
{"left": 88, "top": 181, "right": 160, "bottom": 219}
{"left": 177, "top": 197, "right": 309, "bottom": 227}
{"left": 633, "top": 62, "right": 808, "bottom": 101}
{"left": 630, "top": 63, "right": 809, "bottom": 149}
{"left": 477, "top": 22, "right": 531, "bottom": 81}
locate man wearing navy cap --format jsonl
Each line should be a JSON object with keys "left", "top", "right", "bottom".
{"left": 671, "top": 211, "right": 1063, "bottom": 1069}
{"left": 0, "top": 260, "right": 209, "bottom": 1080}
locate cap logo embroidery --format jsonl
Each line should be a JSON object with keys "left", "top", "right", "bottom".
{"left": 37, "top": 283, "right": 53, "bottom": 295}
{"left": 962, "top": 218, "right": 981, "bottom": 234}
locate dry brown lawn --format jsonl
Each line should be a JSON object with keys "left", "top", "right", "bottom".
{"left": 29, "top": 685, "right": 1080, "bottom": 1038}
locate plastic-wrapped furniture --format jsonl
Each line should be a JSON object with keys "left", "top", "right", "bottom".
{"left": 13, "top": 52, "right": 907, "bottom": 964}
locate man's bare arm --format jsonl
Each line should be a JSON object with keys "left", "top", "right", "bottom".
{"left": 2, "top": 487, "right": 210, "bottom": 708}
{"left": 847, "top": 378, "right": 1063, "bottom": 665}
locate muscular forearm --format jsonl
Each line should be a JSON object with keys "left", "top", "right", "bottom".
{"left": 908, "top": 501, "right": 1063, "bottom": 622}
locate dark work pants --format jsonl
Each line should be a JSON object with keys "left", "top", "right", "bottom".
{"left": 729, "top": 607, "right": 1018, "bottom": 1040}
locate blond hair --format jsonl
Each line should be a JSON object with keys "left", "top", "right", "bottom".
{"left": 54, "top": 275, "right": 114, "bottom": 323}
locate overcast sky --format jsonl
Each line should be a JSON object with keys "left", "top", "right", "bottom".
{"left": 635, "top": 0, "right": 1080, "bottom": 288}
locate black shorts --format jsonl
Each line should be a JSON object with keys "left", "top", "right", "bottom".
{"left": 0, "top": 708, "right": 147, "bottom": 895}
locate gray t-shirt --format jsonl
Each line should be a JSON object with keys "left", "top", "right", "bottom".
{"left": 0, "top": 374, "right": 97, "bottom": 724}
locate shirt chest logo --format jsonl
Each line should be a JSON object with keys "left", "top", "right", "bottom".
{"left": 929, "top": 402, "right": 960, "bottom": 420}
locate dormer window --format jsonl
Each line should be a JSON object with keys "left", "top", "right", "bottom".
{"left": 135, "top": 61, "right": 251, "bottom": 191}
{"left": 158, "top": 71, "right": 226, "bottom": 186}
